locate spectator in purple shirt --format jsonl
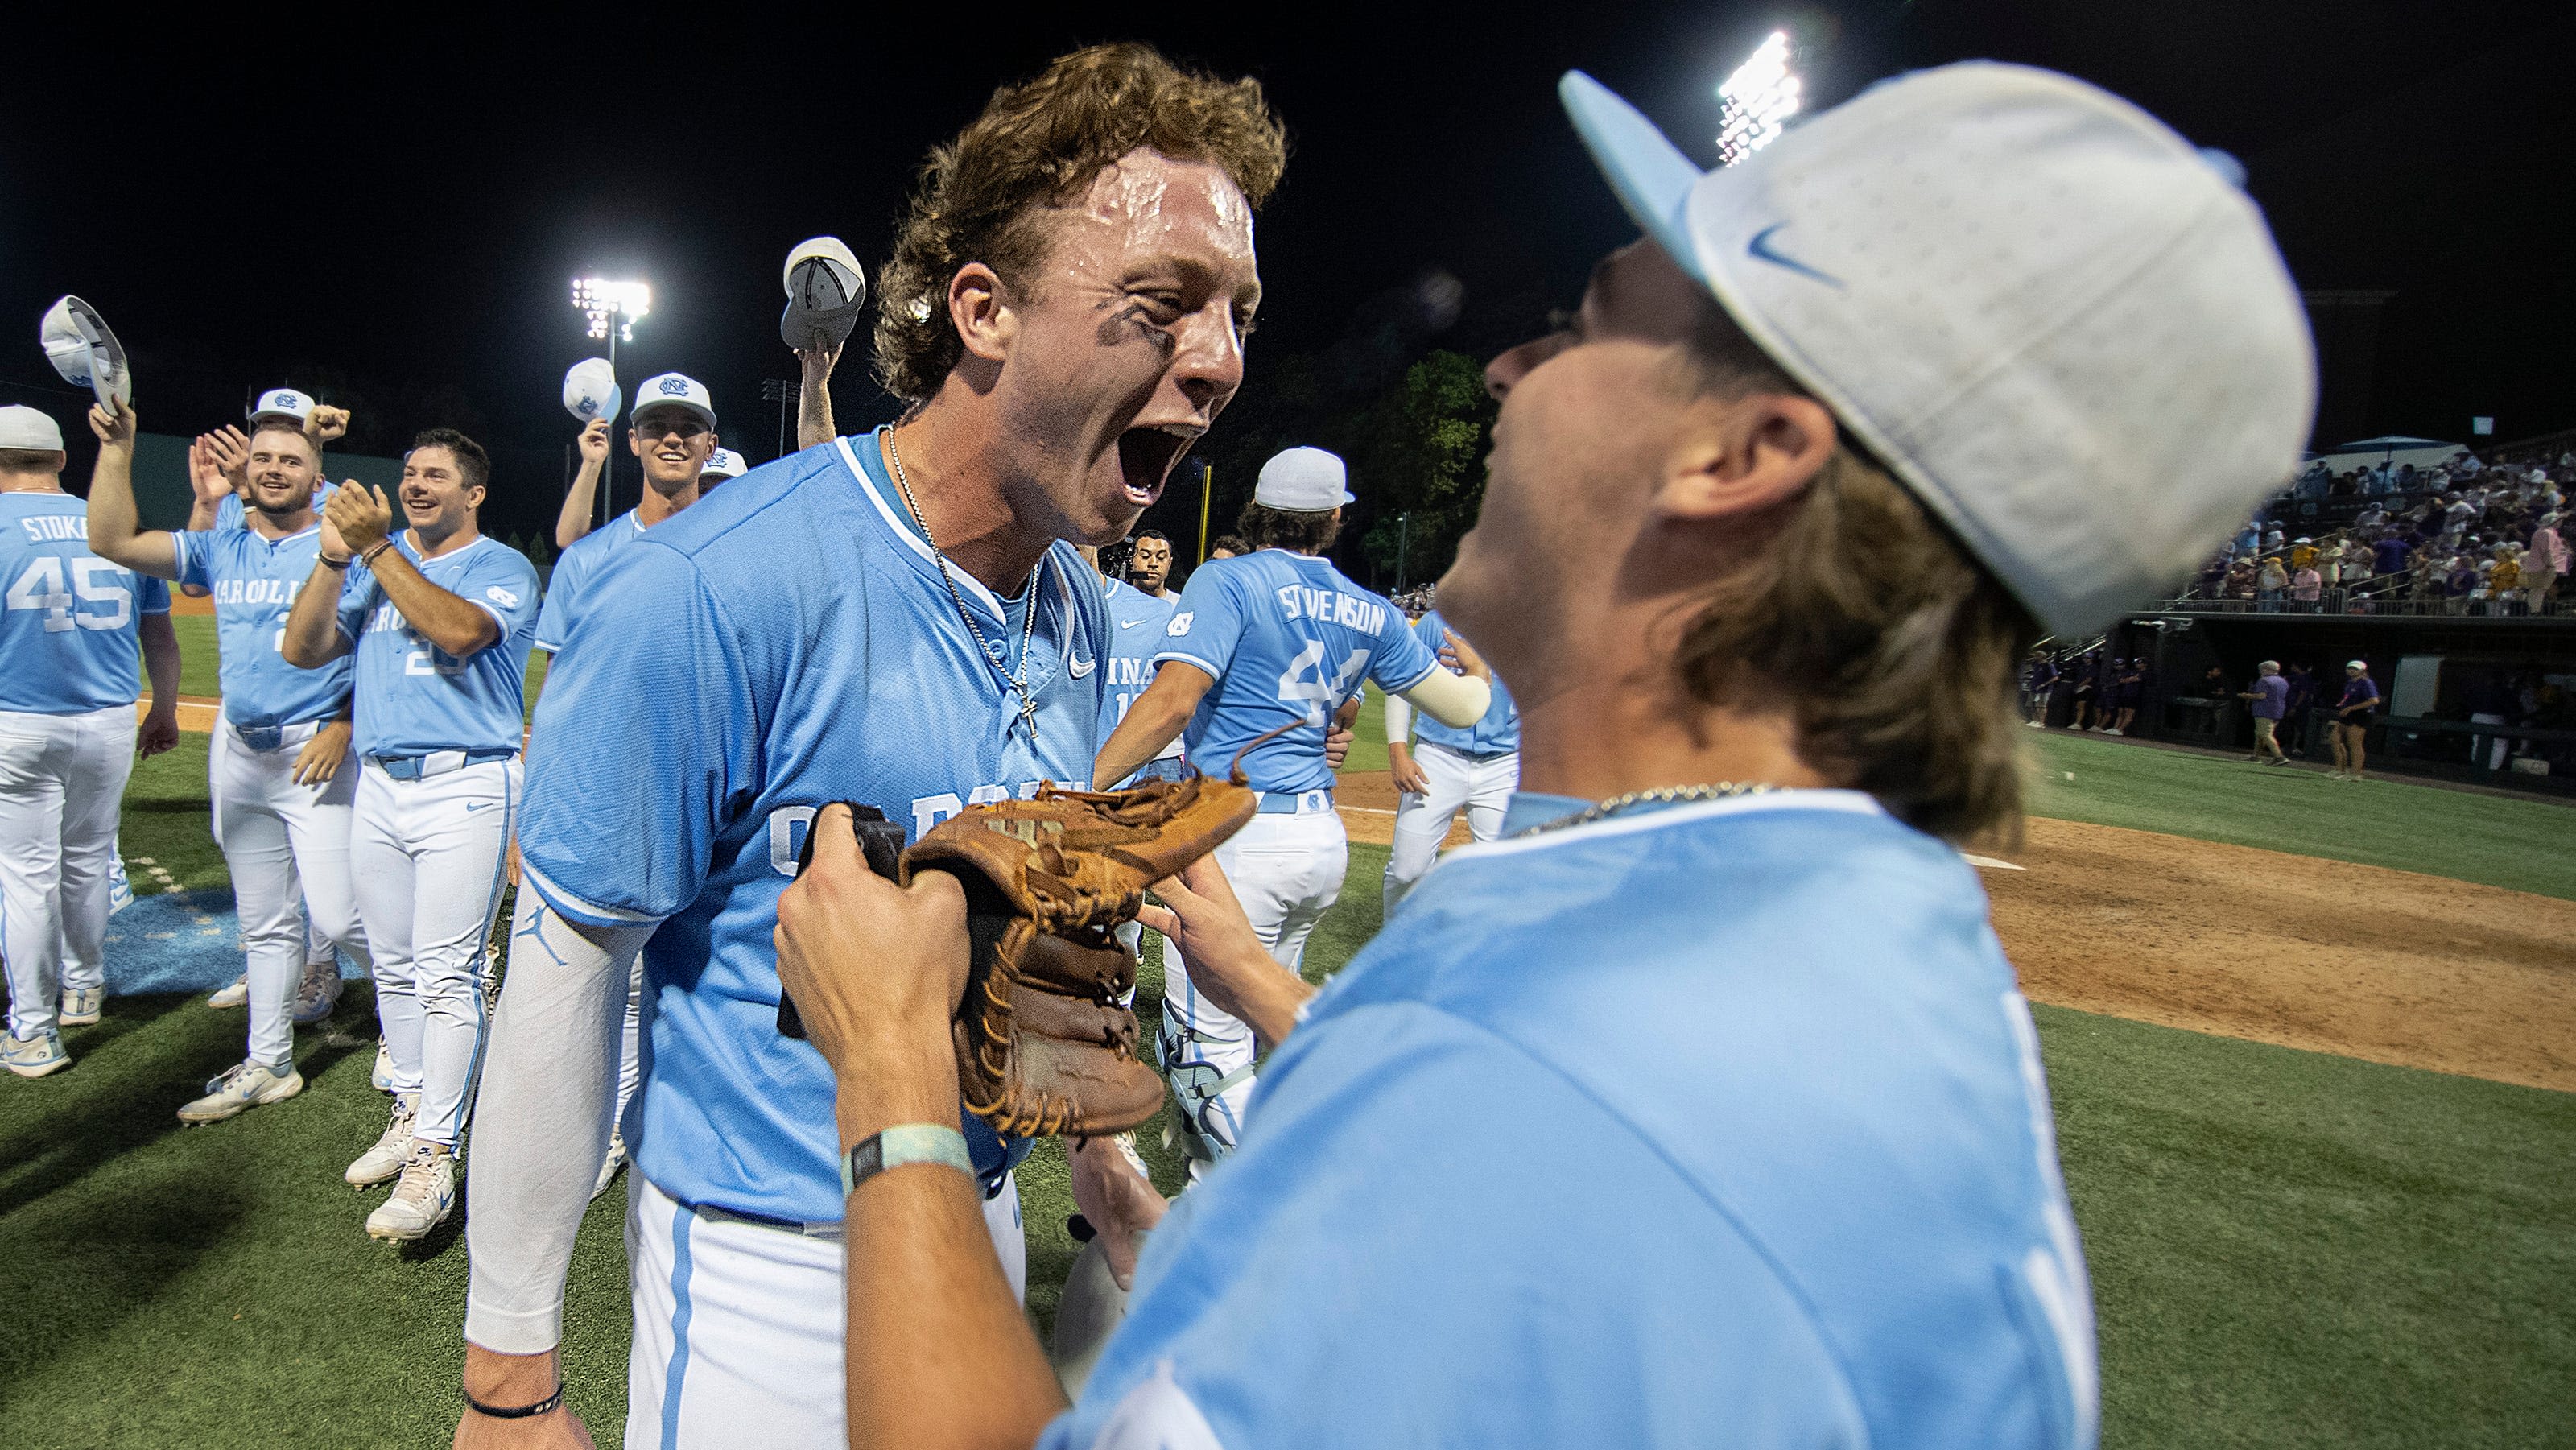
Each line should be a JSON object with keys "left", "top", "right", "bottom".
{"left": 2372, "top": 531, "right": 2412, "bottom": 579}
{"left": 2237, "top": 660, "right": 2290, "bottom": 766}
{"left": 2331, "top": 660, "right": 2380, "bottom": 782}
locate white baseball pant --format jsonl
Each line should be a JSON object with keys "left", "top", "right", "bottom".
{"left": 1162, "top": 803, "right": 1346, "bottom": 1163}
{"left": 1381, "top": 742, "right": 1517, "bottom": 915}
{"left": 210, "top": 721, "right": 371, "bottom": 1070}
{"left": 622, "top": 1170, "right": 1026, "bottom": 1449}
{"left": 0, "top": 704, "right": 136, "bottom": 1041}
{"left": 350, "top": 757, "right": 518, "bottom": 1149}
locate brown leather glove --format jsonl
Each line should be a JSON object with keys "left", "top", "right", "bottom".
{"left": 899, "top": 774, "right": 1255, "bottom": 1138}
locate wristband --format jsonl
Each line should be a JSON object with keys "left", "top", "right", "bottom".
{"left": 842, "top": 1123, "right": 976, "bottom": 1196}
{"left": 359, "top": 539, "right": 394, "bottom": 566}
{"left": 318, "top": 552, "right": 352, "bottom": 569}
{"left": 463, "top": 1384, "right": 563, "bottom": 1419}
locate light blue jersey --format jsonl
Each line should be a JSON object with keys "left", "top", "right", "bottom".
{"left": 1099, "top": 576, "right": 1183, "bottom": 780}
{"left": 532, "top": 510, "right": 648, "bottom": 653}
{"left": 1156, "top": 551, "right": 1435, "bottom": 793}
{"left": 515, "top": 430, "right": 1106, "bottom": 1224}
{"left": 1, "top": 494, "right": 171, "bottom": 714}
{"left": 217, "top": 484, "right": 335, "bottom": 532}
{"left": 173, "top": 522, "right": 352, "bottom": 729}
{"left": 1405, "top": 609, "right": 1517, "bottom": 755}
{"left": 332, "top": 535, "right": 539, "bottom": 757}
{"left": 1048, "top": 793, "right": 2098, "bottom": 1450}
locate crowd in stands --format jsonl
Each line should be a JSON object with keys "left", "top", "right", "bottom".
{"left": 2184, "top": 448, "right": 2567, "bottom": 616}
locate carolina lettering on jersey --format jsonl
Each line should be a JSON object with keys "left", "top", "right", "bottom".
{"left": 174, "top": 523, "right": 352, "bottom": 729}
{"left": 515, "top": 426, "right": 1107, "bottom": 1225}
{"left": 332, "top": 534, "right": 540, "bottom": 757}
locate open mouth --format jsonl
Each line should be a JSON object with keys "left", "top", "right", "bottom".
{"left": 1115, "top": 426, "right": 1197, "bottom": 506}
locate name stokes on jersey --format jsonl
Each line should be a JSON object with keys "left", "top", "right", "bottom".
{"left": 762, "top": 776, "right": 1099, "bottom": 872}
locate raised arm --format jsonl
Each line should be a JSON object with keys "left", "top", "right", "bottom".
{"left": 796, "top": 344, "right": 841, "bottom": 451}
{"left": 1094, "top": 659, "right": 1214, "bottom": 791}
{"left": 82, "top": 402, "right": 181, "bottom": 580}
{"left": 554, "top": 419, "right": 609, "bottom": 550}
{"left": 326, "top": 485, "right": 499, "bottom": 659}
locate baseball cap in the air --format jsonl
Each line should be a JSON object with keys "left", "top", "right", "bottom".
{"left": 563, "top": 358, "right": 621, "bottom": 424}
{"left": 249, "top": 388, "right": 314, "bottom": 428}
{"left": 0, "top": 404, "right": 67, "bottom": 451}
{"left": 701, "top": 448, "right": 747, "bottom": 480}
{"left": 632, "top": 372, "right": 716, "bottom": 428}
{"left": 41, "top": 295, "right": 131, "bottom": 409}
{"left": 1255, "top": 446, "right": 1355, "bottom": 510}
{"left": 1559, "top": 64, "right": 2316, "bottom": 636}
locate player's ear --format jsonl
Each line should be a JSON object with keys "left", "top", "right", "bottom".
{"left": 1649, "top": 392, "right": 1835, "bottom": 523}
{"left": 951, "top": 262, "right": 1017, "bottom": 366}
{"left": 628, "top": 428, "right": 643, "bottom": 459}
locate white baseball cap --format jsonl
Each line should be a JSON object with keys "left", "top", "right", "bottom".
{"left": 2346, "top": 659, "right": 2368, "bottom": 671}
{"left": 1255, "top": 446, "right": 1354, "bottom": 510}
{"left": 249, "top": 388, "right": 313, "bottom": 428}
{"left": 0, "top": 405, "right": 66, "bottom": 451}
{"left": 563, "top": 358, "right": 621, "bottom": 423}
{"left": 41, "top": 295, "right": 131, "bottom": 409}
{"left": 632, "top": 372, "right": 716, "bottom": 428}
{"left": 1560, "top": 64, "right": 2315, "bottom": 636}
{"left": 701, "top": 448, "right": 747, "bottom": 480}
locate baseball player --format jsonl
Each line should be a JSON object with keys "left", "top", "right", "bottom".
{"left": 0, "top": 404, "right": 180, "bottom": 1077}
{"left": 454, "top": 43, "right": 1284, "bottom": 1446}
{"left": 1092, "top": 445, "right": 1489, "bottom": 1171}
{"left": 85, "top": 401, "right": 374, "bottom": 1122}
{"left": 528, "top": 373, "right": 722, "bottom": 1194}
{"left": 279, "top": 428, "right": 539, "bottom": 1241}
{"left": 188, "top": 412, "right": 353, "bottom": 1025}
{"left": 1124, "top": 528, "right": 1179, "bottom": 599}
{"left": 1380, "top": 602, "right": 1519, "bottom": 914}
{"left": 700, "top": 447, "right": 747, "bottom": 490}
{"left": 770, "top": 59, "right": 2312, "bottom": 1450}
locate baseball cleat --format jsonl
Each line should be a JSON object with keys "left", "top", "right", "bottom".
{"left": 346, "top": 1093, "right": 419, "bottom": 1186}
{"left": 592, "top": 1125, "right": 629, "bottom": 1200}
{"left": 366, "top": 1142, "right": 457, "bottom": 1241}
{"left": 59, "top": 987, "right": 104, "bottom": 1027}
{"left": 2, "top": 1030, "right": 69, "bottom": 1079}
{"left": 780, "top": 237, "right": 866, "bottom": 353}
{"left": 291, "top": 958, "right": 342, "bottom": 1026}
{"left": 208, "top": 973, "right": 250, "bottom": 1010}
{"left": 371, "top": 1037, "right": 394, "bottom": 1092}
{"left": 179, "top": 1060, "right": 304, "bottom": 1124}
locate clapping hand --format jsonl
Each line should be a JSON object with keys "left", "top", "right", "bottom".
{"left": 324, "top": 482, "right": 395, "bottom": 556}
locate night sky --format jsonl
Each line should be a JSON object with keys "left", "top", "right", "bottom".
{"left": 6, "top": 1, "right": 2570, "bottom": 538}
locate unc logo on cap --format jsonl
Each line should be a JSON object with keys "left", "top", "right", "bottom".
{"left": 659, "top": 378, "right": 691, "bottom": 397}
{"left": 275, "top": 392, "right": 300, "bottom": 407}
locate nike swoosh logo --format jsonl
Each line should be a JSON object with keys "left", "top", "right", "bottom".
{"left": 1119, "top": 620, "right": 1145, "bottom": 629}
{"left": 1069, "top": 656, "right": 1095, "bottom": 677}
{"left": 1747, "top": 223, "right": 1843, "bottom": 288}
{"left": 464, "top": 802, "right": 492, "bottom": 812}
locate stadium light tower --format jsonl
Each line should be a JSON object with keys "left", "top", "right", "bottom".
{"left": 572, "top": 277, "right": 651, "bottom": 527}
{"left": 1716, "top": 30, "right": 1802, "bottom": 167}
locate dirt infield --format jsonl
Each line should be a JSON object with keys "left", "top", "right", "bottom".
{"left": 1984, "top": 818, "right": 2576, "bottom": 1092}
{"left": 1337, "top": 771, "right": 2576, "bottom": 1093}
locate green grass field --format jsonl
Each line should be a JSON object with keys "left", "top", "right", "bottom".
{"left": 7, "top": 682, "right": 2568, "bottom": 1444}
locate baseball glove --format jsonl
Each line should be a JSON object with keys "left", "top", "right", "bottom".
{"left": 782, "top": 775, "right": 1255, "bottom": 1138}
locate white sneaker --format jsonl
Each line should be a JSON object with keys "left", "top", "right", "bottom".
{"left": 2103, "top": 727, "right": 2124, "bottom": 737}
{"left": 179, "top": 1060, "right": 304, "bottom": 1124}
{"left": 59, "top": 987, "right": 103, "bottom": 1026}
{"left": 208, "top": 973, "right": 250, "bottom": 1010}
{"left": 371, "top": 1037, "right": 394, "bottom": 1093}
{"left": 3, "top": 1029, "right": 68, "bottom": 1079}
{"left": 2025, "top": 719, "right": 2046, "bottom": 728}
{"left": 291, "top": 958, "right": 342, "bottom": 1026}
{"left": 367, "top": 1142, "right": 457, "bottom": 1241}
{"left": 591, "top": 1126, "right": 628, "bottom": 1200}
{"left": 346, "top": 1093, "right": 419, "bottom": 1186}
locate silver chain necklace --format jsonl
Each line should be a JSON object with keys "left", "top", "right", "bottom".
{"left": 1512, "top": 781, "right": 1783, "bottom": 837}
{"left": 884, "top": 430, "right": 1042, "bottom": 743}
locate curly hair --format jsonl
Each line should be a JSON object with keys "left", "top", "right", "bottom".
{"left": 874, "top": 43, "right": 1288, "bottom": 403}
